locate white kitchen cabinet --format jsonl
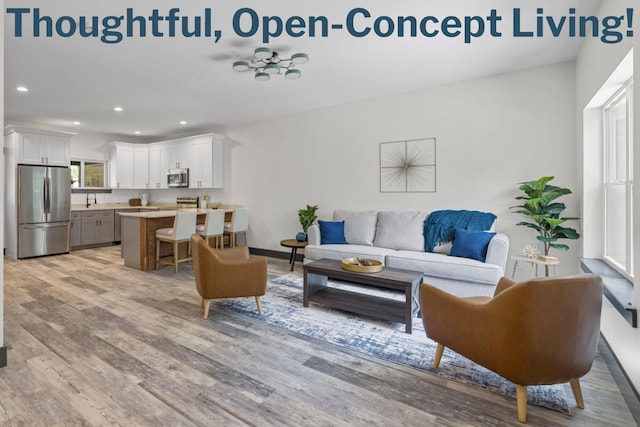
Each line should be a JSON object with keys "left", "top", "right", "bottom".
{"left": 8, "top": 127, "right": 71, "bottom": 166}
{"left": 148, "top": 144, "right": 171, "bottom": 189}
{"left": 186, "top": 136, "right": 224, "bottom": 189}
{"left": 81, "top": 210, "right": 114, "bottom": 245}
{"left": 110, "top": 142, "right": 149, "bottom": 189}
{"left": 133, "top": 146, "right": 149, "bottom": 189}
{"left": 169, "top": 142, "right": 192, "bottom": 170}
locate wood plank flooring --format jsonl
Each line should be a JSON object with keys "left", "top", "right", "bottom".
{"left": 1, "top": 246, "right": 638, "bottom": 426}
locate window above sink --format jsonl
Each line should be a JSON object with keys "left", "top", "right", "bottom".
{"left": 71, "top": 159, "right": 112, "bottom": 193}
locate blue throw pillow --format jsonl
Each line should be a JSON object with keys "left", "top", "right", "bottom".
{"left": 449, "top": 228, "right": 496, "bottom": 262}
{"left": 319, "top": 220, "right": 348, "bottom": 244}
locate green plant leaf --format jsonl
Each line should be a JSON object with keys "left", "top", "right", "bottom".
{"left": 549, "top": 243, "right": 570, "bottom": 251}
{"left": 543, "top": 217, "right": 567, "bottom": 229}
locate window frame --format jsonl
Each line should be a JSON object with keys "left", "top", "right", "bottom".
{"left": 70, "top": 159, "right": 110, "bottom": 191}
{"left": 602, "top": 79, "right": 634, "bottom": 280}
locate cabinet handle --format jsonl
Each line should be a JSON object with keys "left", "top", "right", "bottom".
{"left": 46, "top": 157, "right": 49, "bottom": 163}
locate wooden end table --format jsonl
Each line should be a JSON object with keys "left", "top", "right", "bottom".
{"left": 280, "top": 239, "right": 308, "bottom": 271}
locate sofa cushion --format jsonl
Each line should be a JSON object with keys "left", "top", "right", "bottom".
{"left": 450, "top": 229, "right": 496, "bottom": 262}
{"left": 305, "top": 244, "right": 396, "bottom": 265}
{"left": 333, "top": 210, "right": 378, "bottom": 246}
{"left": 386, "top": 250, "right": 503, "bottom": 285}
{"left": 373, "top": 211, "right": 429, "bottom": 251}
{"left": 318, "top": 220, "right": 348, "bottom": 244}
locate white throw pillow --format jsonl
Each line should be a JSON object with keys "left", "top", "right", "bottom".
{"left": 333, "top": 210, "right": 379, "bottom": 246}
{"left": 373, "top": 211, "right": 429, "bottom": 251}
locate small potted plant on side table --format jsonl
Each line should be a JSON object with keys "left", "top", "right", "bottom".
{"left": 297, "top": 204, "right": 318, "bottom": 242}
{"left": 511, "top": 176, "right": 580, "bottom": 276}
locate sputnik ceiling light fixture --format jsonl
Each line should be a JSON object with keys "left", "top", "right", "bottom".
{"left": 232, "top": 47, "right": 309, "bottom": 81}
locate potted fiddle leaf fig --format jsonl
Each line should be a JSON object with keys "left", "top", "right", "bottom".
{"left": 511, "top": 176, "right": 580, "bottom": 256}
{"left": 297, "top": 204, "right": 318, "bottom": 241}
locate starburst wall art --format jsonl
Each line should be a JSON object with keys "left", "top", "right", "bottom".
{"left": 380, "top": 138, "right": 436, "bottom": 193}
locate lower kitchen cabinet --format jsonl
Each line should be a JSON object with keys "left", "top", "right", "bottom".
{"left": 70, "top": 212, "right": 82, "bottom": 247}
{"left": 80, "top": 210, "right": 115, "bottom": 245}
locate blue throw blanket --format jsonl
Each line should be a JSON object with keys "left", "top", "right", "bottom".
{"left": 424, "top": 210, "right": 497, "bottom": 252}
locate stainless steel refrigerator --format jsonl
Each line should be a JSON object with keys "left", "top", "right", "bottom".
{"left": 17, "top": 165, "right": 71, "bottom": 258}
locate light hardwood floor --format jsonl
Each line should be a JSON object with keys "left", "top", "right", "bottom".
{"left": 1, "top": 246, "right": 638, "bottom": 426}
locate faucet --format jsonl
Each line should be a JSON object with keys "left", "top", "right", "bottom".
{"left": 86, "top": 192, "right": 97, "bottom": 208}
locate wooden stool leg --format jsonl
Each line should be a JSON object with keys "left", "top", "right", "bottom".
{"left": 173, "top": 241, "right": 179, "bottom": 273}
{"left": 156, "top": 239, "right": 161, "bottom": 269}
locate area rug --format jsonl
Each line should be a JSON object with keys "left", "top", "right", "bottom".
{"left": 213, "top": 273, "right": 570, "bottom": 414}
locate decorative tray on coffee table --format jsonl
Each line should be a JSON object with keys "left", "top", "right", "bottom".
{"left": 341, "top": 258, "right": 383, "bottom": 273}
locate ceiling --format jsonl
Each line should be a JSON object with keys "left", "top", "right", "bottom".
{"left": 4, "top": 0, "right": 602, "bottom": 140}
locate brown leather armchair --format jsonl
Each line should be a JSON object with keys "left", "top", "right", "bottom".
{"left": 191, "top": 234, "right": 267, "bottom": 319}
{"left": 420, "top": 274, "right": 603, "bottom": 423}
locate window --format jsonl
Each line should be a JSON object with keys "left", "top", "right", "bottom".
{"left": 71, "top": 159, "right": 108, "bottom": 189}
{"left": 603, "top": 80, "right": 633, "bottom": 278}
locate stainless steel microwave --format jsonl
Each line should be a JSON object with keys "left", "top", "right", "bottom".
{"left": 167, "top": 168, "right": 189, "bottom": 187}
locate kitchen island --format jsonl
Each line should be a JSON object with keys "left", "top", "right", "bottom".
{"left": 119, "top": 209, "right": 233, "bottom": 271}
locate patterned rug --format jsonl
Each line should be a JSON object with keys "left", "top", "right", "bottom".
{"left": 214, "top": 273, "right": 570, "bottom": 414}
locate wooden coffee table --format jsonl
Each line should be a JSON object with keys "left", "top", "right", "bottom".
{"left": 303, "top": 259, "right": 423, "bottom": 333}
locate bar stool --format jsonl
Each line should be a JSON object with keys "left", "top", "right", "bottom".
{"left": 224, "top": 207, "right": 249, "bottom": 247}
{"left": 156, "top": 211, "right": 197, "bottom": 273}
{"left": 196, "top": 209, "right": 225, "bottom": 248}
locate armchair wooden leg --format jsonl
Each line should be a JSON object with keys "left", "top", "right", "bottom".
{"left": 203, "top": 299, "right": 211, "bottom": 319}
{"left": 570, "top": 379, "right": 585, "bottom": 409}
{"left": 255, "top": 296, "right": 263, "bottom": 315}
{"left": 516, "top": 385, "right": 527, "bottom": 423}
{"left": 433, "top": 343, "right": 445, "bottom": 368}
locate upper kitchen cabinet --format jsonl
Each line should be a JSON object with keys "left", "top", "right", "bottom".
{"left": 148, "top": 144, "right": 170, "bottom": 189}
{"left": 5, "top": 126, "right": 72, "bottom": 166}
{"left": 110, "top": 142, "right": 149, "bottom": 189}
{"left": 165, "top": 133, "right": 224, "bottom": 189}
{"left": 190, "top": 136, "right": 224, "bottom": 189}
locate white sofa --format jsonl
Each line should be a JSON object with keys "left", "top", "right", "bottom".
{"left": 304, "top": 210, "right": 510, "bottom": 297}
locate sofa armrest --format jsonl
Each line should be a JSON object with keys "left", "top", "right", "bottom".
{"left": 485, "top": 232, "right": 509, "bottom": 270}
{"left": 307, "top": 224, "right": 321, "bottom": 245}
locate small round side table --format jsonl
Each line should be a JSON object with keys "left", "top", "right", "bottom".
{"left": 280, "top": 239, "right": 308, "bottom": 271}
{"left": 511, "top": 255, "right": 559, "bottom": 278}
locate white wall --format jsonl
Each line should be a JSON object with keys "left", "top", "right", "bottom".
{"left": 226, "top": 62, "right": 579, "bottom": 278}
{"left": 576, "top": 0, "right": 640, "bottom": 394}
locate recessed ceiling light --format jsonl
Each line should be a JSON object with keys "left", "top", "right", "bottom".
{"left": 17, "top": 86, "right": 28, "bottom": 92}
{"left": 114, "top": 106, "right": 123, "bottom": 112}
{"left": 179, "top": 121, "right": 187, "bottom": 125}
{"left": 134, "top": 131, "right": 141, "bottom": 135}
{"left": 73, "top": 121, "right": 81, "bottom": 125}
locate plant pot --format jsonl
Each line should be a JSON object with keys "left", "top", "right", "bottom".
{"left": 296, "top": 232, "right": 307, "bottom": 242}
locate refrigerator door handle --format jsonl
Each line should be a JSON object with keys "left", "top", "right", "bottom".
{"left": 44, "top": 175, "right": 50, "bottom": 217}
